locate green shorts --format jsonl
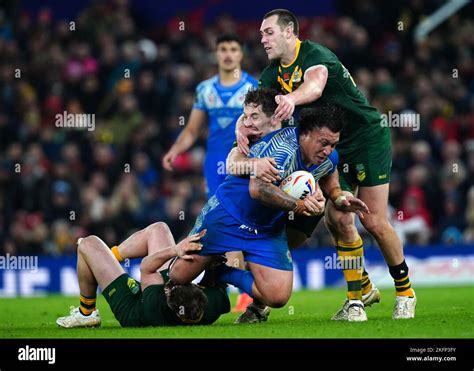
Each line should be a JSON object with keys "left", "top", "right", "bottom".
{"left": 338, "top": 128, "right": 392, "bottom": 193}
{"left": 103, "top": 273, "right": 143, "bottom": 327}
{"left": 286, "top": 213, "right": 325, "bottom": 238}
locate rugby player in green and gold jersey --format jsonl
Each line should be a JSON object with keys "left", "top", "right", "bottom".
{"left": 56, "top": 223, "right": 229, "bottom": 328}
{"left": 234, "top": 9, "right": 415, "bottom": 322}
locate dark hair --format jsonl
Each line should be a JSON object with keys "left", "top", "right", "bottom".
{"left": 244, "top": 88, "right": 279, "bottom": 117}
{"left": 263, "top": 9, "right": 299, "bottom": 36}
{"left": 165, "top": 281, "right": 208, "bottom": 323}
{"left": 216, "top": 33, "right": 243, "bottom": 47}
{"left": 298, "top": 103, "right": 345, "bottom": 135}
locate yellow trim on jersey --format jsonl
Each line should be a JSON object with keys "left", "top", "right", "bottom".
{"left": 281, "top": 39, "right": 302, "bottom": 68}
{"left": 277, "top": 65, "right": 303, "bottom": 93}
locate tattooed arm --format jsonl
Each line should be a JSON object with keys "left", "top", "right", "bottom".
{"left": 249, "top": 177, "right": 318, "bottom": 216}
{"left": 249, "top": 177, "right": 296, "bottom": 210}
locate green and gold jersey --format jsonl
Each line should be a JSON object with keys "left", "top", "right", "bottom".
{"left": 259, "top": 39, "right": 385, "bottom": 152}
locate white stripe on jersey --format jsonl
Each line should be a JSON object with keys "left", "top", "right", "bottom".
{"left": 250, "top": 127, "right": 336, "bottom": 182}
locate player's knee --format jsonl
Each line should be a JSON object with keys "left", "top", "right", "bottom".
{"left": 146, "top": 222, "right": 171, "bottom": 236}
{"left": 265, "top": 292, "right": 290, "bottom": 308}
{"left": 77, "top": 235, "right": 101, "bottom": 254}
{"left": 333, "top": 212, "right": 355, "bottom": 237}
{"left": 258, "top": 282, "right": 291, "bottom": 308}
{"left": 361, "top": 216, "right": 390, "bottom": 239}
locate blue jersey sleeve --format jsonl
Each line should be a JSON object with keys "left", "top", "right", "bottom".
{"left": 192, "top": 82, "right": 207, "bottom": 111}
{"left": 248, "top": 128, "right": 298, "bottom": 177}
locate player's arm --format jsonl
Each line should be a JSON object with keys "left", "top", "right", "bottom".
{"left": 140, "top": 231, "right": 206, "bottom": 289}
{"left": 318, "top": 169, "right": 370, "bottom": 218}
{"left": 274, "top": 65, "right": 329, "bottom": 121}
{"left": 162, "top": 108, "right": 207, "bottom": 171}
{"left": 226, "top": 147, "right": 281, "bottom": 183}
{"left": 249, "top": 177, "right": 323, "bottom": 216}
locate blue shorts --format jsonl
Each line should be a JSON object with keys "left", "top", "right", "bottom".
{"left": 190, "top": 196, "right": 293, "bottom": 271}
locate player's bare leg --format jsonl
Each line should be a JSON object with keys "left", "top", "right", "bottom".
{"left": 112, "top": 222, "right": 176, "bottom": 268}
{"left": 226, "top": 251, "right": 254, "bottom": 312}
{"left": 246, "top": 262, "right": 293, "bottom": 307}
{"left": 358, "top": 184, "right": 416, "bottom": 319}
{"left": 231, "top": 227, "right": 308, "bottom": 316}
{"left": 233, "top": 262, "right": 293, "bottom": 324}
{"left": 57, "top": 235, "right": 124, "bottom": 328}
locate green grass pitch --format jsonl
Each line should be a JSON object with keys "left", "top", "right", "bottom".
{"left": 0, "top": 286, "right": 472, "bottom": 338}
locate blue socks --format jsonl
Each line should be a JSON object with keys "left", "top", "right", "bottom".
{"left": 216, "top": 265, "right": 254, "bottom": 296}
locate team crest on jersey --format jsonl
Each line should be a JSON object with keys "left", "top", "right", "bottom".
{"left": 292, "top": 68, "right": 302, "bottom": 83}
{"left": 278, "top": 66, "right": 303, "bottom": 93}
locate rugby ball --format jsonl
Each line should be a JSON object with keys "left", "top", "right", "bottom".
{"left": 279, "top": 171, "right": 316, "bottom": 200}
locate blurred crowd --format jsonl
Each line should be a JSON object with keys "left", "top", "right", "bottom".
{"left": 0, "top": 0, "right": 473, "bottom": 256}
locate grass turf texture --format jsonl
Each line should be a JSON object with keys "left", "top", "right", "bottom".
{"left": 0, "top": 286, "right": 472, "bottom": 338}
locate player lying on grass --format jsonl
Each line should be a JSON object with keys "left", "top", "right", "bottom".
{"left": 169, "top": 88, "right": 368, "bottom": 320}
{"left": 56, "top": 222, "right": 230, "bottom": 328}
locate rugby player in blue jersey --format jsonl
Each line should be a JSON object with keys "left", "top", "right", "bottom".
{"left": 162, "top": 33, "right": 258, "bottom": 311}
{"left": 169, "top": 88, "right": 369, "bottom": 316}
{"left": 162, "top": 33, "right": 258, "bottom": 197}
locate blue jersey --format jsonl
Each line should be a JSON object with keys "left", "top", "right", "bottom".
{"left": 216, "top": 127, "right": 338, "bottom": 233}
{"left": 193, "top": 72, "right": 258, "bottom": 197}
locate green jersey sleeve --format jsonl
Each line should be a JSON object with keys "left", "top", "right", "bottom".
{"left": 300, "top": 49, "right": 336, "bottom": 77}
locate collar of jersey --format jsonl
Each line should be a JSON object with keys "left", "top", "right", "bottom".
{"left": 280, "top": 39, "right": 302, "bottom": 68}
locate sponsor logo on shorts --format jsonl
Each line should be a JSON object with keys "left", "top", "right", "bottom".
{"left": 378, "top": 174, "right": 387, "bottom": 179}
{"left": 287, "top": 250, "right": 292, "bottom": 263}
{"left": 108, "top": 288, "right": 116, "bottom": 297}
